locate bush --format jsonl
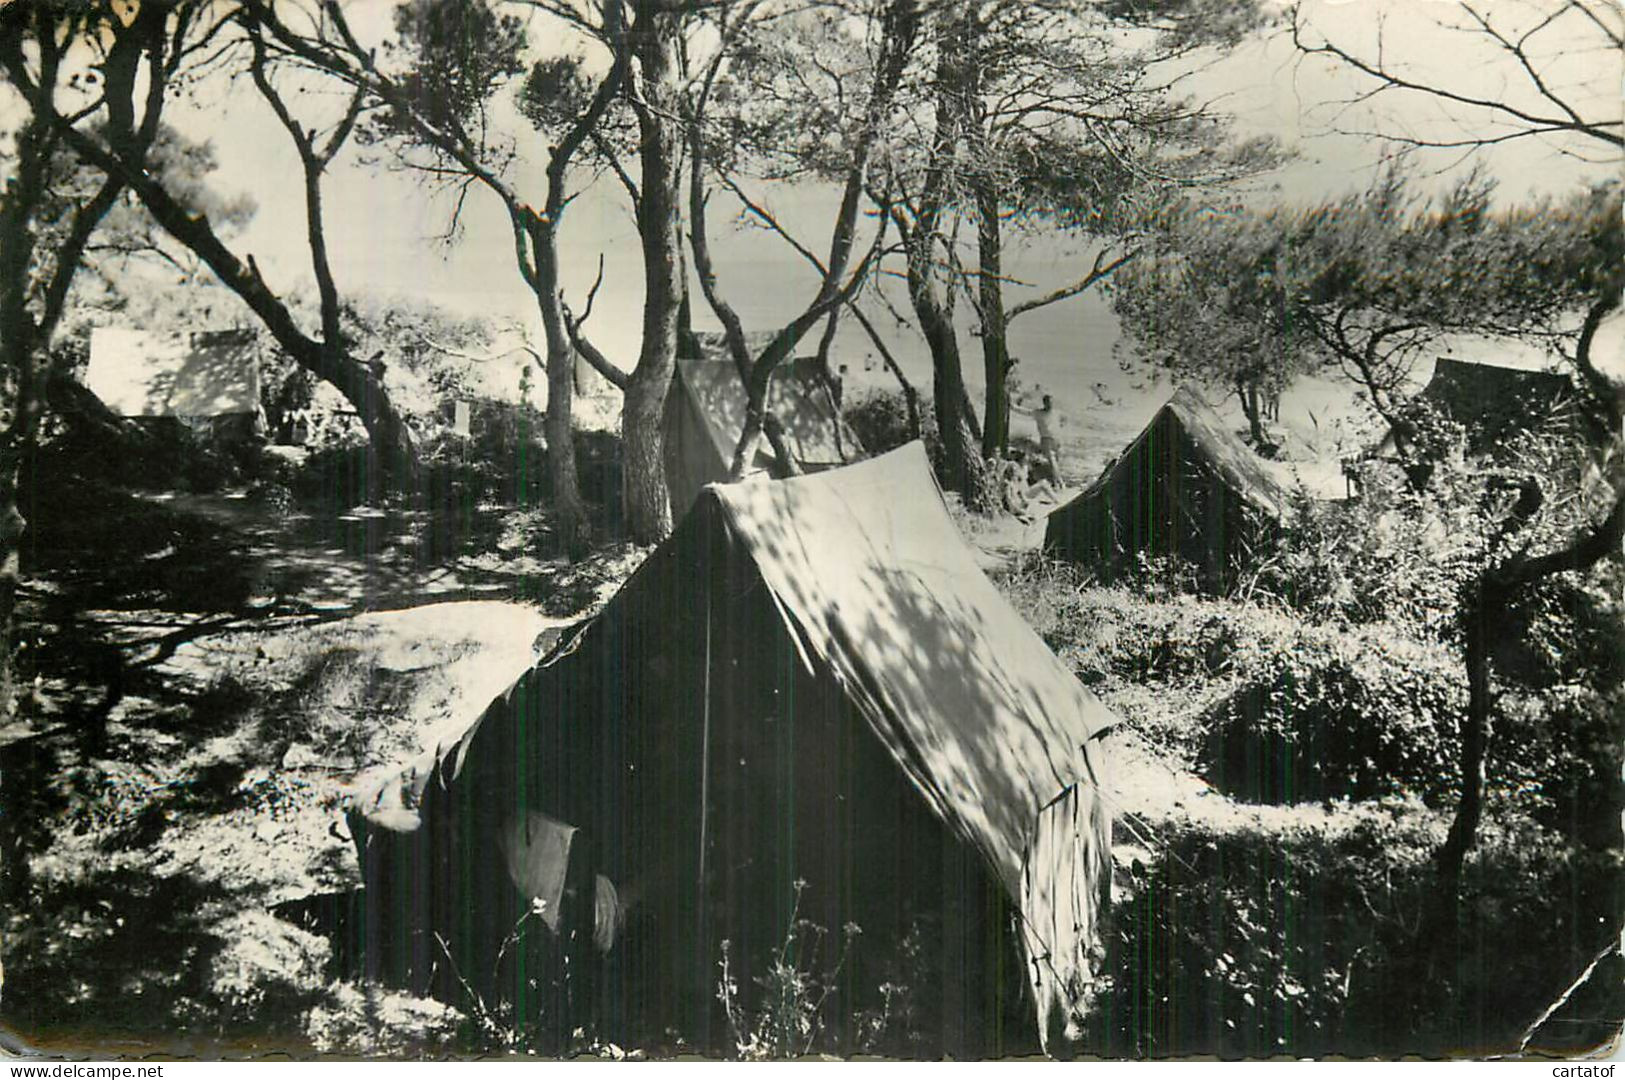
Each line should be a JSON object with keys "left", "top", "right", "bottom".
{"left": 1245, "top": 466, "right": 1491, "bottom": 639}
{"left": 996, "top": 554, "right": 1462, "bottom": 801}
{"left": 996, "top": 554, "right": 1243, "bottom": 684}
{"left": 1490, "top": 569, "right": 1625, "bottom": 841}
{"left": 1199, "top": 627, "right": 1462, "bottom": 805}
{"left": 842, "top": 386, "right": 944, "bottom": 479}
{"left": 1086, "top": 805, "right": 1623, "bottom": 1058}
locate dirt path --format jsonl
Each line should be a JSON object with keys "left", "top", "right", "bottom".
{"left": 2, "top": 484, "right": 643, "bottom": 1055}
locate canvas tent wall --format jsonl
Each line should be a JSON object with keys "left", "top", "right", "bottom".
{"left": 86, "top": 327, "right": 265, "bottom": 442}
{"left": 350, "top": 443, "right": 1115, "bottom": 1054}
{"left": 1044, "top": 386, "right": 1287, "bottom": 593}
{"left": 662, "top": 333, "right": 863, "bottom": 518}
{"left": 1372, "top": 356, "right": 1580, "bottom": 459}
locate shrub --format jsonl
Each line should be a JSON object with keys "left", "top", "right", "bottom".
{"left": 995, "top": 554, "right": 1249, "bottom": 686}
{"left": 1199, "top": 628, "right": 1462, "bottom": 805}
{"left": 1087, "top": 806, "right": 1434, "bottom": 1058}
{"left": 1246, "top": 464, "right": 1491, "bottom": 639}
{"left": 1490, "top": 572, "right": 1625, "bottom": 842}
{"left": 995, "top": 554, "right": 1462, "bottom": 799}
{"left": 842, "top": 386, "right": 944, "bottom": 479}
{"left": 1088, "top": 804, "right": 1623, "bottom": 1058}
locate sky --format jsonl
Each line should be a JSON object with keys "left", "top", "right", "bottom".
{"left": 23, "top": 0, "right": 1625, "bottom": 421}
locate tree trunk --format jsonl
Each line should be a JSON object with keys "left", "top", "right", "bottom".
{"left": 813, "top": 308, "right": 840, "bottom": 385}
{"left": 0, "top": 455, "right": 25, "bottom": 719}
{"left": 1426, "top": 476, "right": 1625, "bottom": 947}
{"left": 532, "top": 216, "right": 590, "bottom": 555}
{"left": 623, "top": 362, "right": 673, "bottom": 541}
{"left": 0, "top": 129, "right": 44, "bottom": 722}
{"left": 929, "top": 323, "right": 993, "bottom": 508}
{"left": 622, "top": 3, "right": 685, "bottom": 543}
{"left": 55, "top": 122, "right": 421, "bottom": 494}
{"left": 970, "top": 106, "right": 1010, "bottom": 458}
{"left": 1434, "top": 575, "right": 1500, "bottom": 909}
{"left": 901, "top": 3, "right": 993, "bottom": 511}
{"left": 696, "top": 0, "right": 916, "bottom": 483}
{"left": 762, "top": 414, "right": 803, "bottom": 480}
{"left": 1239, "top": 380, "right": 1267, "bottom": 447}
{"left": 332, "top": 350, "right": 419, "bottom": 497}
{"left": 0, "top": 107, "right": 122, "bottom": 719}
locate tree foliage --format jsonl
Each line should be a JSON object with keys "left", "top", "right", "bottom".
{"left": 384, "top": 0, "right": 527, "bottom": 142}
{"left": 1112, "top": 170, "right": 1623, "bottom": 452}
{"left": 708, "top": 0, "right": 1282, "bottom": 485}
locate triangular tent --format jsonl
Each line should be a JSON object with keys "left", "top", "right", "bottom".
{"left": 87, "top": 327, "right": 261, "bottom": 418}
{"left": 350, "top": 443, "right": 1114, "bottom": 1055}
{"left": 1044, "top": 386, "right": 1287, "bottom": 593}
{"left": 1374, "top": 357, "right": 1579, "bottom": 458}
{"left": 662, "top": 332, "right": 863, "bottom": 518}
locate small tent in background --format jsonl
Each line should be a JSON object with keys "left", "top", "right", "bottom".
{"left": 349, "top": 443, "right": 1115, "bottom": 1055}
{"left": 1045, "top": 386, "right": 1287, "bottom": 594}
{"left": 662, "top": 331, "right": 863, "bottom": 518}
{"left": 1372, "top": 356, "right": 1580, "bottom": 459}
{"left": 85, "top": 327, "right": 265, "bottom": 445}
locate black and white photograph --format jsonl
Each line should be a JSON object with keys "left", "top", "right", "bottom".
{"left": 0, "top": 0, "right": 1621, "bottom": 1062}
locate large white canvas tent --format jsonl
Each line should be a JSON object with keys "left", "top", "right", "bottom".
{"left": 86, "top": 327, "right": 263, "bottom": 440}
{"left": 350, "top": 443, "right": 1116, "bottom": 1055}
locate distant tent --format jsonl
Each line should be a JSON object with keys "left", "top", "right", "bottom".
{"left": 1044, "top": 386, "right": 1287, "bottom": 593}
{"left": 86, "top": 327, "right": 264, "bottom": 443}
{"left": 349, "top": 443, "right": 1115, "bottom": 1055}
{"left": 662, "top": 331, "right": 863, "bottom": 518}
{"left": 1374, "top": 357, "right": 1579, "bottom": 458}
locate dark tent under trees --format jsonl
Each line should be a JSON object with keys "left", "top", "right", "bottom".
{"left": 662, "top": 333, "right": 863, "bottom": 519}
{"left": 347, "top": 443, "right": 1116, "bottom": 1055}
{"left": 1373, "top": 356, "right": 1583, "bottom": 459}
{"left": 1044, "top": 387, "right": 1287, "bottom": 593}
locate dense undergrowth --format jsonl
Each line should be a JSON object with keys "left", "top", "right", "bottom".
{"left": 993, "top": 532, "right": 1623, "bottom": 1057}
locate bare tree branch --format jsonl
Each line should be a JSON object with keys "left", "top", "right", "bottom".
{"left": 1007, "top": 244, "right": 1140, "bottom": 321}
{"left": 1292, "top": 3, "right": 1624, "bottom": 151}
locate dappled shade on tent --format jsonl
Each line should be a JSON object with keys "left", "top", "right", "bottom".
{"left": 1044, "top": 386, "right": 1286, "bottom": 594}
{"left": 349, "top": 443, "right": 1115, "bottom": 1055}
{"left": 86, "top": 327, "right": 262, "bottom": 419}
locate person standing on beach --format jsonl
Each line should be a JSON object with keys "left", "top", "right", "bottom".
{"left": 1013, "top": 392, "right": 1063, "bottom": 484}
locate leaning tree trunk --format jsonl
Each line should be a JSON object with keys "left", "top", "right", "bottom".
{"left": 63, "top": 141, "right": 420, "bottom": 494}
{"left": 325, "top": 347, "right": 418, "bottom": 496}
{"left": 1426, "top": 473, "right": 1625, "bottom": 950}
{"left": 44, "top": 53, "right": 422, "bottom": 498}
